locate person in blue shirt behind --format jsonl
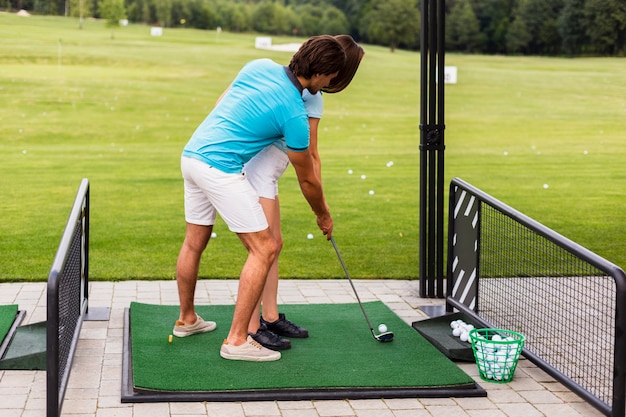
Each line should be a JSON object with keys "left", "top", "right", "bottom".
{"left": 173, "top": 35, "right": 346, "bottom": 362}
{"left": 244, "top": 35, "right": 365, "bottom": 351}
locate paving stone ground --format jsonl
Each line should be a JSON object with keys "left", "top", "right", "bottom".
{"left": 0, "top": 280, "right": 605, "bottom": 417}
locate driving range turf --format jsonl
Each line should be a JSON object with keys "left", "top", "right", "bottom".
{"left": 123, "top": 301, "right": 485, "bottom": 401}
{"left": 0, "top": 13, "right": 624, "bottom": 281}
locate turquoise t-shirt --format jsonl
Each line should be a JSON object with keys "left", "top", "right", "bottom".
{"left": 303, "top": 89, "right": 324, "bottom": 118}
{"left": 183, "top": 59, "right": 310, "bottom": 174}
{"left": 273, "top": 88, "right": 324, "bottom": 153}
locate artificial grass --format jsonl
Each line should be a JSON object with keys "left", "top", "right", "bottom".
{"left": 128, "top": 301, "right": 477, "bottom": 395}
{"left": 0, "top": 304, "right": 18, "bottom": 344}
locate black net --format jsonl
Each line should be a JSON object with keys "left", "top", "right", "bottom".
{"left": 55, "top": 216, "right": 85, "bottom": 391}
{"left": 478, "top": 202, "right": 615, "bottom": 405}
{"left": 47, "top": 180, "right": 89, "bottom": 417}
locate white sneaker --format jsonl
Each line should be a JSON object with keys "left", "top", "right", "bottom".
{"left": 173, "top": 314, "right": 216, "bottom": 337}
{"left": 220, "top": 335, "right": 281, "bottom": 362}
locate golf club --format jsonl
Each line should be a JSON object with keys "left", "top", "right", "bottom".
{"left": 330, "top": 237, "right": 394, "bottom": 343}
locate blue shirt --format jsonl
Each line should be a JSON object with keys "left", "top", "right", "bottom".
{"left": 303, "top": 89, "right": 324, "bottom": 119}
{"left": 273, "top": 89, "right": 324, "bottom": 153}
{"left": 183, "top": 59, "right": 310, "bottom": 174}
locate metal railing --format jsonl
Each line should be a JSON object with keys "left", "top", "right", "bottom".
{"left": 46, "top": 178, "right": 90, "bottom": 417}
{"left": 447, "top": 177, "right": 626, "bottom": 417}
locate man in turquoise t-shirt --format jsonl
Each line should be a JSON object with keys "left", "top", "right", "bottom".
{"left": 174, "top": 35, "right": 346, "bottom": 362}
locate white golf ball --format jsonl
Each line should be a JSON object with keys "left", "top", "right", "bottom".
{"left": 378, "top": 323, "right": 387, "bottom": 333}
{"left": 211, "top": 232, "right": 217, "bottom": 238}
{"left": 543, "top": 183, "right": 549, "bottom": 189}
{"left": 307, "top": 233, "right": 314, "bottom": 240}
{"left": 360, "top": 174, "right": 366, "bottom": 180}
{"left": 368, "top": 190, "right": 375, "bottom": 195}
{"left": 347, "top": 169, "right": 353, "bottom": 174}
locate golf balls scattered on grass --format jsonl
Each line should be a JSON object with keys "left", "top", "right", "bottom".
{"left": 168, "top": 335, "right": 173, "bottom": 343}
{"left": 369, "top": 190, "right": 375, "bottom": 195}
{"left": 307, "top": 233, "right": 314, "bottom": 239}
{"left": 543, "top": 184, "right": 549, "bottom": 189}
{"left": 378, "top": 323, "right": 387, "bottom": 333}
{"left": 360, "top": 174, "right": 366, "bottom": 180}
{"left": 347, "top": 169, "right": 353, "bottom": 174}
{"left": 211, "top": 232, "right": 217, "bottom": 238}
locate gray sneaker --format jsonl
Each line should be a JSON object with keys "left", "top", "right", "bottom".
{"left": 220, "top": 335, "right": 281, "bottom": 362}
{"left": 173, "top": 314, "right": 216, "bottom": 337}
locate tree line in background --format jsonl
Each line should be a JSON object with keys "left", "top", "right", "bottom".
{"left": 4, "top": 0, "right": 625, "bottom": 56}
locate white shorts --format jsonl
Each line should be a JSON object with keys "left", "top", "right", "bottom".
{"left": 244, "top": 145, "right": 290, "bottom": 199}
{"left": 181, "top": 156, "right": 268, "bottom": 233}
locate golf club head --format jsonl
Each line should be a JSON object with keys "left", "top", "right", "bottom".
{"left": 374, "top": 331, "right": 394, "bottom": 343}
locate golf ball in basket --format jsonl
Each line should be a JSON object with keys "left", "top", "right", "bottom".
{"left": 378, "top": 323, "right": 387, "bottom": 333}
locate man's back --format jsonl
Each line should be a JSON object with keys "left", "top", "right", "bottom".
{"left": 183, "top": 59, "right": 309, "bottom": 174}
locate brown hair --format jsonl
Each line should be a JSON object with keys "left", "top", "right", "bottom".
{"left": 323, "top": 35, "right": 365, "bottom": 94}
{"left": 289, "top": 35, "right": 346, "bottom": 80}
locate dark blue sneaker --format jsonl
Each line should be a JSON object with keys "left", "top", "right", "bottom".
{"left": 249, "top": 323, "right": 291, "bottom": 350}
{"left": 261, "top": 313, "right": 309, "bottom": 338}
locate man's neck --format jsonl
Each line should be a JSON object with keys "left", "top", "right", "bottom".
{"left": 297, "top": 76, "right": 311, "bottom": 91}
{"left": 283, "top": 66, "right": 304, "bottom": 94}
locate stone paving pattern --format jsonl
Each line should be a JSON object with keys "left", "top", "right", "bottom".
{"left": 0, "top": 280, "right": 606, "bottom": 417}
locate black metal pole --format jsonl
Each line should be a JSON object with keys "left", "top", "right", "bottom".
{"left": 419, "top": 0, "right": 446, "bottom": 298}
{"left": 418, "top": 0, "right": 429, "bottom": 297}
{"left": 436, "top": 0, "right": 446, "bottom": 295}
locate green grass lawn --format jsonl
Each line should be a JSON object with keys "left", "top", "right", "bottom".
{"left": 0, "top": 13, "right": 624, "bottom": 281}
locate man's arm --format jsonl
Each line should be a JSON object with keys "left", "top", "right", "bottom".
{"left": 308, "top": 117, "right": 322, "bottom": 180}
{"left": 287, "top": 149, "right": 333, "bottom": 239}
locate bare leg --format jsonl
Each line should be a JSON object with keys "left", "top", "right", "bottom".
{"left": 227, "top": 228, "right": 278, "bottom": 346}
{"left": 259, "top": 196, "right": 282, "bottom": 323}
{"left": 248, "top": 197, "right": 282, "bottom": 333}
{"left": 176, "top": 223, "right": 212, "bottom": 324}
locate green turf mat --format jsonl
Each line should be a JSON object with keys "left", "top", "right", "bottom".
{"left": 128, "top": 301, "right": 479, "bottom": 396}
{"left": 0, "top": 304, "right": 19, "bottom": 344}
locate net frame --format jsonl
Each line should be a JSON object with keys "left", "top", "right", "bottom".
{"left": 46, "top": 178, "right": 90, "bottom": 417}
{"left": 446, "top": 177, "right": 626, "bottom": 417}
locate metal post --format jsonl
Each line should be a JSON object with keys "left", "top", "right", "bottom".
{"left": 419, "top": 0, "right": 446, "bottom": 298}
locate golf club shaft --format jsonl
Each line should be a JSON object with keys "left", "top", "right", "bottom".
{"left": 330, "top": 237, "right": 375, "bottom": 332}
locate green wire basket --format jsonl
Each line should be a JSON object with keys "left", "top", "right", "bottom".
{"left": 469, "top": 328, "right": 525, "bottom": 383}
